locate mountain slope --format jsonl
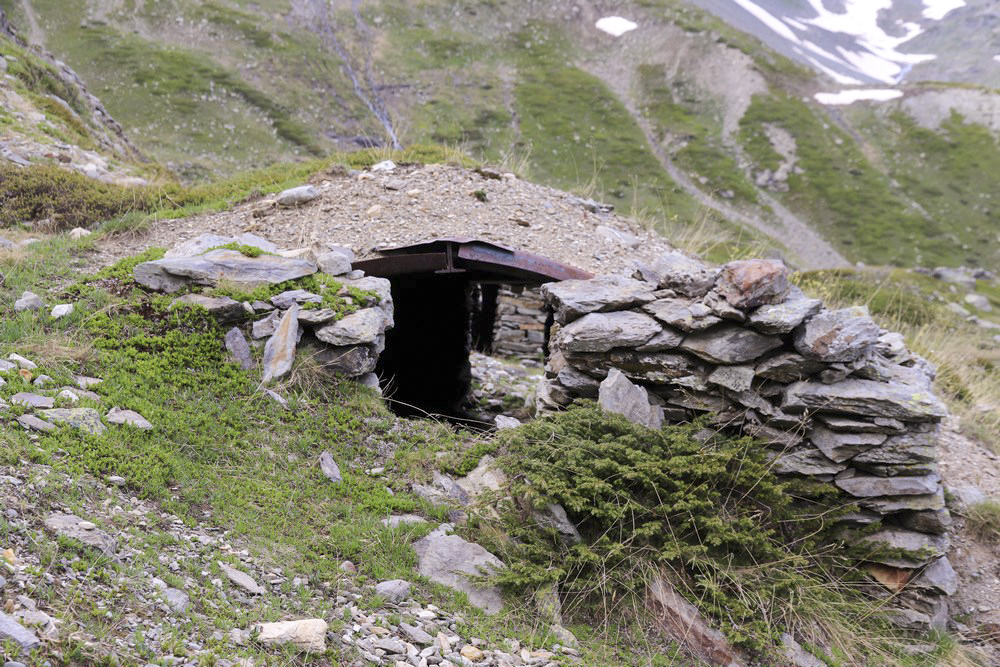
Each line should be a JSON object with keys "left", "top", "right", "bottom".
{"left": 2, "top": 0, "right": 999, "bottom": 271}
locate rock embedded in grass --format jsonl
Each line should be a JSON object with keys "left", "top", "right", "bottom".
{"left": 276, "top": 185, "right": 320, "bottom": 207}
{"left": 254, "top": 618, "right": 328, "bottom": 652}
{"left": 13, "top": 291, "right": 45, "bottom": 312}
{"left": 261, "top": 303, "right": 299, "bottom": 382}
{"left": 106, "top": 406, "right": 153, "bottom": 430}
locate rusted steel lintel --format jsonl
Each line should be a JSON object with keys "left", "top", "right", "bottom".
{"left": 353, "top": 252, "right": 449, "bottom": 276}
{"left": 456, "top": 245, "right": 592, "bottom": 282}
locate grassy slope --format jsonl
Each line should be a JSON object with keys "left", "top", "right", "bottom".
{"left": 5, "top": 0, "right": 1000, "bottom": 270}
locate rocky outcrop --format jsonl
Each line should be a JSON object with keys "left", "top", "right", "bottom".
{"left": 541, "top": 254, "right": 954, "bottom": 629}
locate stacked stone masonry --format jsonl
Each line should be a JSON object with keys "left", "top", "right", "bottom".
{"left": 538, "top": 251, "right": 954, "bottom": 630}
{"left": 492, "top": 287, "right": 548, "bottom": 359}
{"left": 133, "top": 233, "right": 393, "bottom": 386}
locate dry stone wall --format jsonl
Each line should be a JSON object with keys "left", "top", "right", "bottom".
{"left": 133, "top": 233, "right": 393, "bottom": 387}
{"left": 538, "top": 251, "right": 955, "bottom": 630}
{"left": 492, "top": 287, "right": 547, "bottom": 360}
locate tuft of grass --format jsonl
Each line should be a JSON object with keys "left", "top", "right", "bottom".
{"left": 965, "top": 501, "right": 1000, "bottom": 544}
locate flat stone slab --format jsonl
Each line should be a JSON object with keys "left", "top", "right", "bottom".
{"left": 0, "top": 610, "right": 41, "bottom": 653}
{"left": 16, "top": 414, "right": 55, "bottom": 433}
{"left": 134, "top": 249, "right": 316, "bottom": 293}
{"left": 38, "top": 408, "right": 106, "bottom": 435}
{"left": 598, "top": 368, "right": 663, "bottom": 430}
{"left": 106, "top": 407, "right": 153, "bottom": 429}
{"left": 679, "top": 324, "right": 782, "bottom": 365}
{"left": 255, "top": 618, "right": 328, "bottom": 653}
{"left": 558, "top": 311, "right": 661, "bottom": 353}
{"left": 314, "top": 308, "right": 385, "bottom": 346}
{"left": 858, "top": 528, "right": 948, "bottom": 567}
{"left": 412, "top": 527, "right": 504, "bottom": 614}
{"left": 218, "top": 561, "right": 265, "bottom": 595}
{"left": 747, "top": 287, "right": 822, "bottom": 334}
{"left": 542, "top": 274, "right": 656, "bottom": 323}
{"left": 43, "top": 514, "right": 115, "bottom": 556}
{"left": 643, "top": 298, "right": 722, "bottom": 332}
{"left": 261, "top": 304, "right": 300, "bottom": 382}
{"left": 170, "top": 294, "right": 245, "bottom": 322}
{"left": 783, "top": 379, "right": 948, "bottom": 421}
{"left": 10, "top": 392, "right": 54, "bottom": 409}
{"left": 835, "top": 470, "right": 941, "bottom": 498}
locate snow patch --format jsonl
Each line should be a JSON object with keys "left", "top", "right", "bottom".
{"left": 994, "top": 55, "right": 1000, "bottom": 63}
{"left": 814, "top": 89, "right": 904, "bottom": 105}
{"left": 595, "top": 16, "right": 637, "bottom": 37}
{"left": 922, "top": 0, "right": 965, "bottom": 21}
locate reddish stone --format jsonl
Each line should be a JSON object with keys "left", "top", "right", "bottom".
{"left": 715, "top": 259, "right": 790, "bottom": 309}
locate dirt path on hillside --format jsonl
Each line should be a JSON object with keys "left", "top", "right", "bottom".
{"left": 19, "top": 0, "right": 45, "bottom": 45}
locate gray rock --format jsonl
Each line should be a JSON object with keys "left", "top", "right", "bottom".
{"left": 261, "top": 304, "right": 299, "bottom": 383}
{"left": 252, "top": 310, "right": 281, "bottom": 339}
{"left": 43, "top": 514, "right": 115, "bottom": 555}
{"left": 945, "top": 483, "right": 986, "bottom": 509}
{"left": 858, "top": 528, "right": 948, "bottom": 567}
{"left": 218, "top": 562, "right": 264, "bottom": 594}
{"left": 106, "top": 407, "right": 153, "bottom": 429}
{"left": 374, "top": 579, "right": 411, "bottom": 603}
{"left": 8, "top": 354, "right": 36, "bottom": 370}
{"left": 755, "top": 352, "right": 825, "bottom": 382}
{"left": 134, "top": 250, "right": 316, "bottom": 293}
{"left": 371, "top": 636, "right": 407, "bottom": 654}
{"left": 556, "top": 366, "right": 601, "bottom": 397}
{"left": 313, "top": 343, "right": 377, "bottom": 377}
{"left": 946, "top": 302, "right": 970, "bottom": 318}
{"left": 835, "top": 470, "right": 940, "bottom": 497}
{"left": 635, "top": 327, "right": 685, "bottom": 351}
{"left": 0, "top": 611, "right": 40, "bottom": 653}
{"left": 50, "top": 303, "right": 74, "bottom": 319}
{"left": 13, "top": 291, "right": 45, "bottom": 312}
{"left": 794, "top": 306, "right": 880, "bottom": 362}
{"left": 269, "top": 289, "right": 322, "bottom": 309}
{"left": 809, "top": 426, "right": 886, "bottom": 462}
{"left": 781, "top": 633, "right": 826, "bottom": 667}
{"left": 815, "top": 415, "right": 905, "bottom": 433}
{"left": 10, "top": 392, "right": 54, "bottom": 409}
{"left": 296, "top": 308, "right": 338, "bottom": 325}
{"left": 225, "top": 328, "right": 254, "bottom": 370}
{"left": 964, "top": 293, "right": 992, "bottom": 312}
{"left": 702, "top": 289, "right": 746, "bottom": 321}
{"left": 783, "top": 379, "right": 948, "bottom": 421}
{"left": 558, "top": 311, "right": 660, "bottom": 353}
{"left": 912, "top": 557, "right": 957, "bottom": 595}
{"left": 339, "top": 276, "right": 394, "bottom": 328}
{"left": 276, "top": 184, "right": 320, "bottom": 207}
{"left": 314, "top": 308, "right": 385, "bottom": 346}
{"left": 541, "top": 275, "right": 656, "bottom": 323}
{"left": 860, "top": 490, "right": 946, "bottom": 514}
{"left": 319, "top": 451, "right": 342, "bottom": 484}
{"left": 262, "top": 389, "right": 288, "bottom": 409}
{"left": 714, "top": 259, "right": 790, "bottom": 309}
{"left": 900, "top": 508, "right": 951, "bottom": 535}
{"left": 532, "top": 503, "right": 581, "bottom": 542}
{"left": 400, "top": 623, "right": 434, "bottom": 645}
{"left": 747, "top": 287, "right": 822, "bottom": 334}
{"left": 770, "top": 449, "right": 846, "bottom": 477}
{"left": 412, "top": 527, "right": 504, "bottom": 614}
{"left": 164, "top": 233, "right": 234, "bottom": 258}
{"left": 598, "top": 368, "right": 663, "bottom": 430}
{"left": 254, "top": 619, "right": 327, "bottom": 653}
{"left": 595, "top": 225, "right": 641, "bottom": 248}
{"left": 707, "top": 365, "right": 755, "bottom": 392}
{"left": 849, "top": 430, "right": 938, "bottom": 465}
{"left": 636, "top": 251, "right": 719, "bottom": 298}
{"left": 643, "top": 298, "right": 721, "bottom": 332}
{"left": 494, "top": 415, "right": 521, "bottom": 430}
{"left": 38, "top": 408, "right": 106, "bottom": 435}
{"left": 163, "top": 588, "right": 190, "bottom": 614}
{"left": 679, "top": 324, "right": 782, "bottom": 365}
{"left": 316, "top": 251, "right": 352, "bottom": 276}
{"left": 170, "top": 294, "right": 244, "bottom": 322}
{"left": 381, "top": 515, "right": 427, "bottom": 528}
{"left": 567, "top": 349, "right": 705, "bottom": 385}
{"left": 932, "top": 267, "right": 976, "bottom": 288}
{"left": 15, "top": 415, "right": 55, "bottom": 433}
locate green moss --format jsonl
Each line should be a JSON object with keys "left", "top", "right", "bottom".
{"left": 206, "top": 242, "right": 269, "bottom": 257}
{"left": 211, "top": 272, "right": 376, "bottom": 319}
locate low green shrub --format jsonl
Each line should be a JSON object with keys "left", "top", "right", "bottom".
{"left": 490, "top": 404, "right": 913, "bottom": 661}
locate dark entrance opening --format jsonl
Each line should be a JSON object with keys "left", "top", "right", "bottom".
{"left": 354, "top": 238, "right": 591, "bottom": 420}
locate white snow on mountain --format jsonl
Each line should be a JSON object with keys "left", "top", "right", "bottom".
{"left": 595, "top": 16, "right": 638, "bottom": 37}
{"left": 814, "top": 89, "right": 904, "bottom": 104}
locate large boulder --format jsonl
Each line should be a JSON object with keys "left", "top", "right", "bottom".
{"left": 134, "top": 249, "right": 317, "bottom": 293}
{"left": 558, "top": 311, "right": 661, "bottom": 353}
{"left": 679, "top": 324, "right": 782, "bottom": 365}
{"left": 783, "top": 379, "right": 948, "bottom": 421}
{"left": 412, "top": 526, "right": 505, "bottom": 614}
{"left": 714, "top": 259, "right": 790, "bottom": 309}
{"left": 794, "top": 306, "right": 880, "bottom": 362}
{"left": 598, "top": 368, "right": 663, "bottom": 430}
{"left": 542, "top": 275, "right": 655, "bottom": 323}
